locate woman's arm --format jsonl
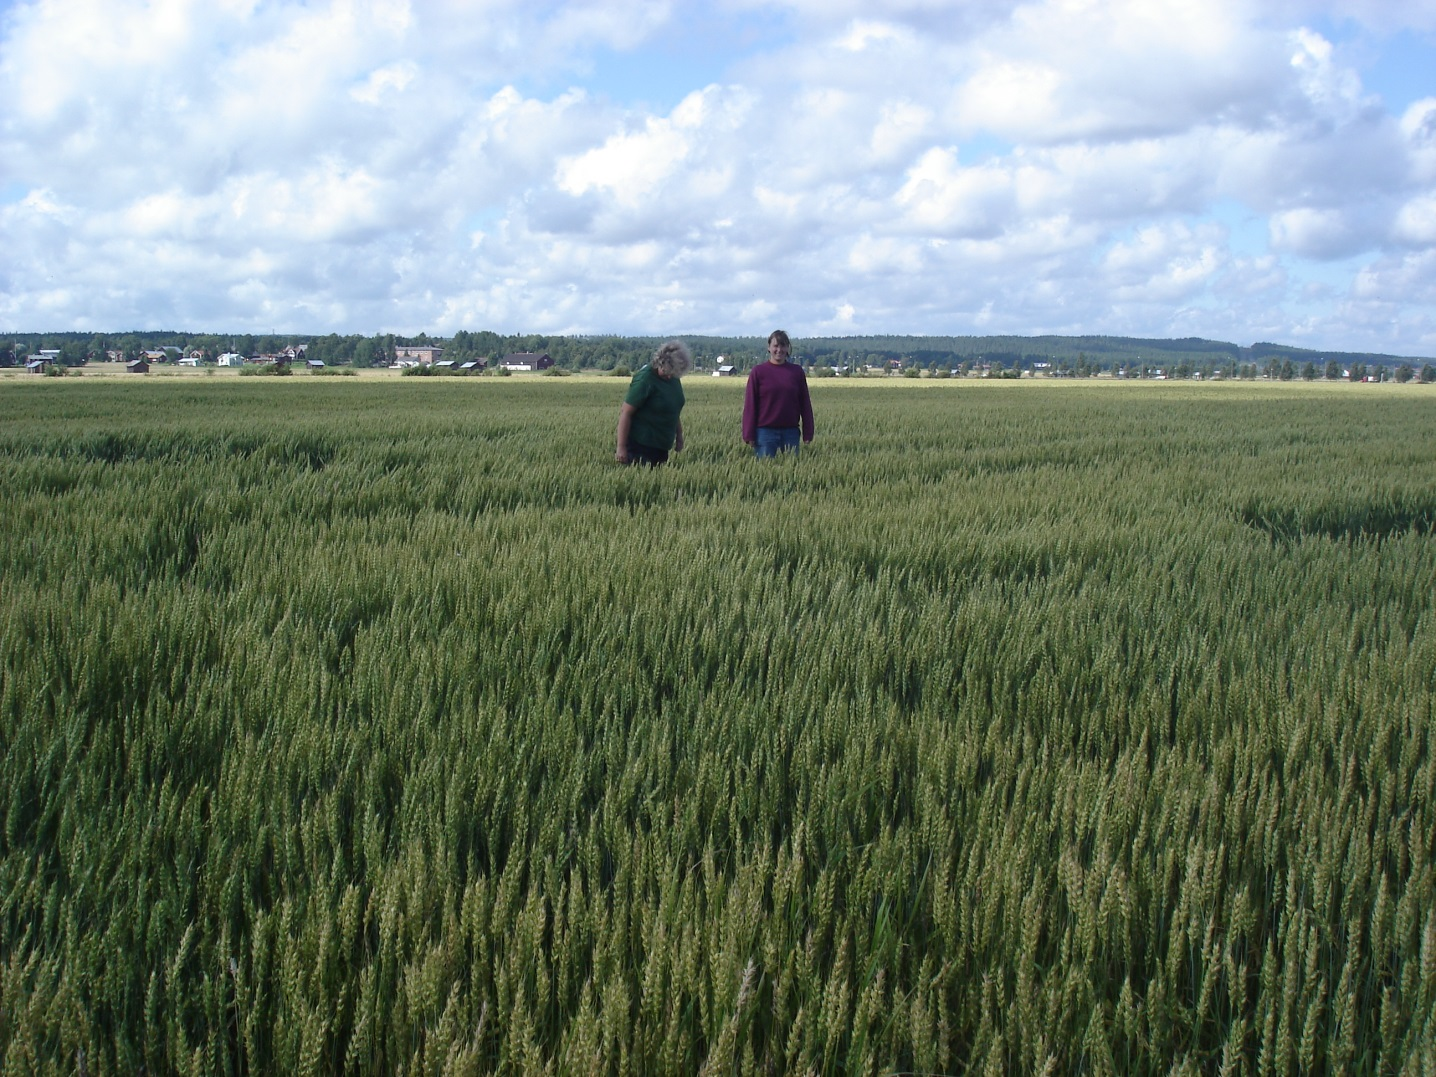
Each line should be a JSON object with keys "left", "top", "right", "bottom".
{"left": 616, "top": 402, "right": 637, "bottom": 462}
{"left": 799, "top": 371, "right": 815, "bottom": 442}
{"left": 741, "top": 368, "right": 759, "bottom": 444}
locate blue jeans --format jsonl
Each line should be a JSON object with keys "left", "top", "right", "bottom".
{"left": 755, "top": 426, "right": 801, "bottom": 457}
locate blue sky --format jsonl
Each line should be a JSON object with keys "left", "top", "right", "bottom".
{"left": 2, "top": 0, "right": 1434, "bottom": 356}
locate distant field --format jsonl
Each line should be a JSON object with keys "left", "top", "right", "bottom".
{"left": 1, "top": 379, "right": 1433, "bottom": 1073}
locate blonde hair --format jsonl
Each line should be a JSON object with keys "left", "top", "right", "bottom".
{"left": 651, "top": 340, "right": 692, "bottom": 377}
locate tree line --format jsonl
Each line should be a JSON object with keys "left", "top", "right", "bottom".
{"left": 3, "top": 331, "right": 1433, "bottom": 380}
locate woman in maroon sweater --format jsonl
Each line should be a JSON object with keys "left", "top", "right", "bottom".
{"left": 741, "top": 330, "right": 815, "bottom": 457}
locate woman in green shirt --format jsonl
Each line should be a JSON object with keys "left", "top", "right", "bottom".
{"left": 615, "top": 340, "right": 691, "bottom": 465}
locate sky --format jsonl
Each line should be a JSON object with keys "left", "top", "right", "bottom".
{"left": 2, "top": 0, "right": 1435, "bottom": 355}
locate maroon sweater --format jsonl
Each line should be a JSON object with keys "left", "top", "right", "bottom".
{"left": 741, "top": 361, "right": 815, "bottom": 443}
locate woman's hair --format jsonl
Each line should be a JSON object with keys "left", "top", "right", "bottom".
{"left": 651, "top": 340, "right": 693, "bottom": 377}
{"left": 768, "top": 330, "right": 791, "bottom": 349}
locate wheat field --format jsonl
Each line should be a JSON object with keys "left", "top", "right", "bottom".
{"left": 1, "top": 377, "right": 1433, "bottom": 1074}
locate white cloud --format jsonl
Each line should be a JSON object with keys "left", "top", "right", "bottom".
{"left": 846, "top": 234, "right": 929, "bottom": 275}
{"left": 556, "top": 86, "right": 728, "bottom": 204}
{"left": 951, "top": 0, "right": 1281, "bottom": 144}
{"left": 1401, "top": 98, "right": 1436, "bottom": 181}
{"left": 351, "top": 62, "right": 419, "bottom": 105}
{"left": 952, "top": 61, "right": 1064, "bottom": 142}
{"left": 869, "top": 100, "right": 933, "bottom": 163}
{"left": 1393, "top": 194, "right": 1436, "bottom": 247}
{"left": 1354, "top": 251, "right": 1436, "bottom": 305}
{"left": 1278, "top": 0, "right": 1436, "bottom": 35}
{"left": 895, "top": 149, "right": 1014, "bottom": 237}
{"left": 825, "top": 300, "right": 857, "bottom": 329}
{"left": 1270, "top": 207, "right": 1357, "bottom": 258}
{"left": 542, "top": 0, "right": 674, "bottom": 53}
{"left": 835, "top": 19, "right": 912, "bottom": 52}
{"left": 1288, "top": 27, "right": 1374, "bottom": 122}
{"left": 1104, "top": 223, "right": 1225, "bottom": 303}
{"left": 0, "top": 0, "right": 1434, "bottom": 353}
{"left": 557, "top": 122, "right": 689, "bottom": 202}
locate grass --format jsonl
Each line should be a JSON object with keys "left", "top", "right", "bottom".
{"left": 0, "top": 377, "right": 1433, "bottom": 1074}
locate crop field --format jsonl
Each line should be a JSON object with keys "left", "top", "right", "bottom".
{"left": 0, "top": 376, "right": 1433, "bottom": 1075}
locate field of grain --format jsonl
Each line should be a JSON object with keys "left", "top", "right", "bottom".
{"left": 1, "top": 377, "right": 1433, "bottom": 1074}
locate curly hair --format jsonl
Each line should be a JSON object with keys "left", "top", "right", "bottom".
{"left": 651, "top": 340, "right": 693, "bottom": 377}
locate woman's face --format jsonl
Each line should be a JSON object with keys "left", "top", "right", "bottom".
{"left": 768, "top": 339, "right": 790, "bottom": 364}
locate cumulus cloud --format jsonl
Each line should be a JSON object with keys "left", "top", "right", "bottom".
{"left": 1401, "top": 98, "right": 1436, "bottom": 181}
{"left": 1394, "top": 194, "right": 1436, "bottom": 247}
{"left": 0, "top": 0, "right": 1434, "bottom": 354}
{"left": 895, "top": 150, "right": 1015, "bottom": 238}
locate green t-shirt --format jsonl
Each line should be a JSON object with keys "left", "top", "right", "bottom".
{"left": 624, "top": 365, "right": 686, "bottom": 450}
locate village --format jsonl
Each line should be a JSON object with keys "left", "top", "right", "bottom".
{"left": 17, "top": 344, "right": 562, "bottom": 375}
{"left": 15, "top": 345, "right": 1427, "bottom": 382}
{"left": 8, "top": 330, "right": 1433, "bottom": 383}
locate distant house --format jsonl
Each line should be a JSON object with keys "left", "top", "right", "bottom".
{"left": 25, "top": 358, "right": 48, "bottom": 374}
{"left": 178, "top": 356, "right": 200, "bottom": 367}
{"left": 459, "top": 359, "right": 484, "bottom": 372}
{"left": 713, "top": 364, "right": 736, "bottom": 377}
{"left": 396, "top": 345, "right": 442, "bottom": 364}
{"left": 127, "top": 359, "right": 149, "bottom": 374}
{"left": 306, "top": 359, "right": 325, "bottom": 369}
{"left": 434, "top": 359, "right": 456, "bottom": 371}
{"left": 143, "top": 350, "right": 167, "bottom": 364}
{"left": 217, "top": 353, "right": 245, "bottom": 367}
{"left": 501, "top": 352, "right": 553, "bottom": 371}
